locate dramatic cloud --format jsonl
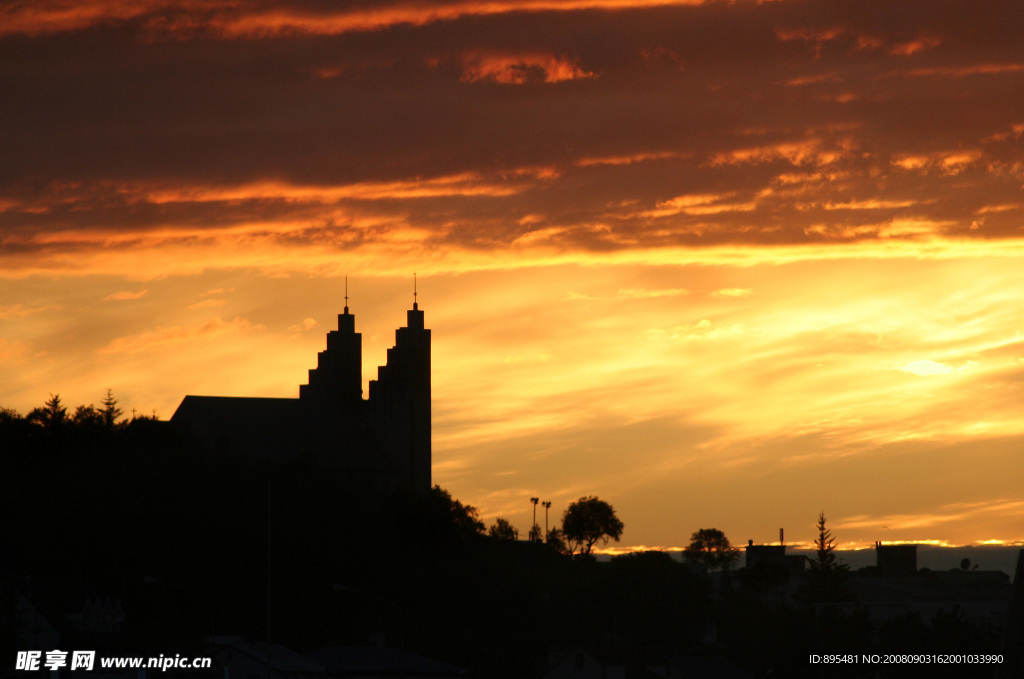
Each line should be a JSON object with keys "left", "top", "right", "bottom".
{"left": 4, "top": 0, "right": 1024, "bottom": 548}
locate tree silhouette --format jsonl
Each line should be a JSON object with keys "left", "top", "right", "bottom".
{"left": 810, "top": 512, "right": 846, "bottom": 573}
{"left": 545, "top": 527, "right": 568, "bottom": 554}
{"left": 527, "top": 523, "right": 542, "bottom": 543}
{"left": 683, "top": 528, "right": 739, "bottom": 572}
{"left": 101, "top": 388, "right": 123, "bottom": 429}
{"left": 28, "top": 393, "right": 67, "bottom": 429}
{"left": 73, "top": 404, "right": 102, "bottom": 426}
{"left": 488, "top": 517, "right": 518, "bottom": 540}
{"left": 23, "top": 393, "right": 69, "bottom": 451}
{"left": 561, "top": 496, "right": 624, "bottom": 555}
{"left": 806, "top": 511, "right": 850, "bottom": 602}
{"left": 420, "top": 485, "right": 485, "bottom": 543}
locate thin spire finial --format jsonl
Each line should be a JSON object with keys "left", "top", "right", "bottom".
{"left": 413, "top": 272, "right": 418, "bottom": 310}
{"left": 344, "top": 276, "right": 349, "bottom": 313}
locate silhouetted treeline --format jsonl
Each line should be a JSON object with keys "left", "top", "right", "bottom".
{"left": 1, "top": 394, "right": 711, "bottom": 678}
{"left": 1, "top": 394, "right": 1005, "bottom": 678}
{"left": 0, "top": 391, "right": 155, "bottom": 461}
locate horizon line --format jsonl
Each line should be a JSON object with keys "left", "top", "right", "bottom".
{"left": 593, "top": 540, "right": 1024, "bottom": 556}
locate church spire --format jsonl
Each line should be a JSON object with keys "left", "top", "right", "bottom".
{"left": 344, "top": 276, "right": 349, "bottom": 314}
{"left": 413, "top": 272, "right": 418, "bottom": 310}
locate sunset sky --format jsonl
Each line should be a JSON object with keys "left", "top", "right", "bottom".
{"left": 4, "top": 0, "right": 1024, "bottom": 551}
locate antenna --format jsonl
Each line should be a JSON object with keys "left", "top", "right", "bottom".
{"left": 413, "top": 272, "right": 418, "bottom": 310}
{"left": 344, "top": 276, "right": 349, "bottom": 313}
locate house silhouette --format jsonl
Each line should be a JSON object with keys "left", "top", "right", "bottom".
{"left": 171, "top": 299, "right": 430, "bottom": 494}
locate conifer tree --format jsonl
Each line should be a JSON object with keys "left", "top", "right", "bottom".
{"left": 101, "top": 388, "right": 123, "bottom": 429}
{"left": 29, "top": 393, "right": 67, "bottom": 428}
{"left": 807, "top": 511, "right": 850, "bottom": 602}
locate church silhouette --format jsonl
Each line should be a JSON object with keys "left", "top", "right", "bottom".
{"left": 171, "top": 297, "right": 431, "bottom": 494}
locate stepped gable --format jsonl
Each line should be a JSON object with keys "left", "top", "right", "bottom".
{"left": 171, "top": 296, "right": 430, "bottom": 494}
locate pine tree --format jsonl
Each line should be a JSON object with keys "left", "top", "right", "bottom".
{"left": 807, "top": 511, "right": 850, "bottom": 602}
{"left": 101, "top": 388, "right": 123, "bottom": 429}
{"left": 30, "top": 393, "right": 67, "bottom": 428}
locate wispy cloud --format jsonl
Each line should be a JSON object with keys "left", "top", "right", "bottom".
{"left": 836, "top": 500, "right": 1024, "bottom": 533}
{"left": 0, "top": 303, "right": 61, "bottom": 319}
{"left": 0, "top": 0, "right": 709, "bottom": 37}
{"left": 566, "top": 288, "right": 688, "bottom": 301}
{"left": 0, "top": 338, "right": 31, "bottom": 362}
{"left": 97, "top": 317, "right": 264, "bottom": 355}
{"left": 104, "top": 290, "right": 148, "bottom": 301}
{"left": 186, "top": 298, "right": 227, "bottom": 310}
{"left": 457, "top": 52, "right": 596, "bottom": 84}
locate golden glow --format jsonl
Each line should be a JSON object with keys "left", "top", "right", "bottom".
{"left": 103, "top": 290, "right": 149, "bottom": 301}
{"left": 889, "top": 34, "right": 943, "bottom": 56}
{"left": 822, "top": 200, "right": 919, "bottom": 211}
{"left": 786, "top": 73, "right": 841, "bottom": 87}
{"left": 642, "top": 193, "right": 758, "bottom": 218}
{"left": 902, "top": 63, "right": 1024, "bottom": 78}
{"left": 138, "top": 174, "right": 531, "bottom": 203}
{"left": 6, "top": 0, "right": 1024, "bottom": 553}
{"left": 8, "top": 255, "right": 1024, "bottom": 549}
{"left": 0, "top": 303, "right": 62, "bottom": 319}
{"left": 458, "top": 52, "right": 596, "bottom": 84}
{"left": 774, "top": 26, "right": 847, "bottom": 43}
{"left": 1, "top": 0, "right": 710, "bottom": 38}
{"left": 709, "top": 139, "right": 847, "bottom": 167}
{"left": 836, "top": 501, "right": 1024, "bottom": 535}
{"left": 0, "top": 0, "right": 181, "bottom": 36}
{"left": 575, "top": 152, "right": 685, "bottom": 167}
{"left": 900, "top": 360, "right": 954, "bottom": 377}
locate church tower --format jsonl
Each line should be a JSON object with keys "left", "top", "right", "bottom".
{"left": 299, "top": 288, "right": 362, "bottom": 402}
{"left": 174, "top": 282, "right": 429, "bottom": 494}
{"left": 369, "top": 295, "right": 431, "bottom": 495}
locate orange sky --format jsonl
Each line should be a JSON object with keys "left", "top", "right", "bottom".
{"left": 3, "top": 0, "right": 1024, "bottom": 550}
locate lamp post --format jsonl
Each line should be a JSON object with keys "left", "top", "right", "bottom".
{"left": 530, "top": 497, "right": 539, "bottom": 542}
{"left": 542, "top": 501, "right": 552, "bottom": 541}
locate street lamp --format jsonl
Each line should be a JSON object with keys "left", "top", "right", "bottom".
{"left": 530, "top": 498, "right": 539, "bottom": 542}
{"left": 542, "top": 501, "right": 552, "bottom": 541}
